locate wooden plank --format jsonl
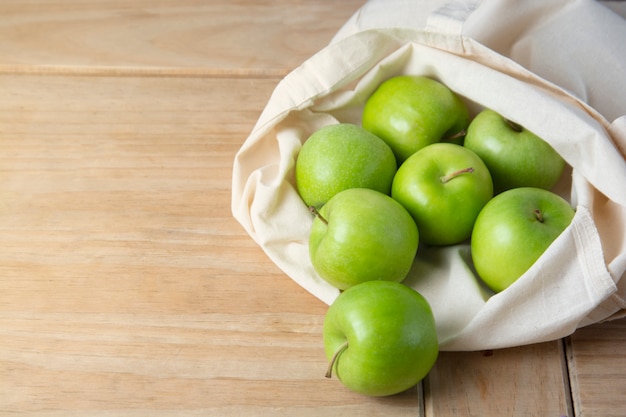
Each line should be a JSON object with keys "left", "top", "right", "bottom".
{"left": 567, "top": 318, "right": 626, "bottom": 417}
{"left": 2, "top": 1, "right": 624, "bottom": 416}
{"left": 424, "top": 342, "right": 572, "bottom": 416}
{"left": 0, "top": 0, "right": 365, "bottom": 76}
{"left": 0, "top": 74, "right": 419, "bottom": 416}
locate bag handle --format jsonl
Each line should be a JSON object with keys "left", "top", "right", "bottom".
{"left": 609, "top": 115, "right": 626, "bottom": 160}
{"left": 425, "top": 0, "right": 481, "bottom": 36}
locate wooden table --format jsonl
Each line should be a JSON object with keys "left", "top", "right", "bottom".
{"left": 1, "top": 1, "right": 625, "bottom": 416}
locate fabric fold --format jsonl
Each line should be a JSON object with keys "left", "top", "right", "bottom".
{"left": 231, "top": 1, "right": 626, "bottom": 350}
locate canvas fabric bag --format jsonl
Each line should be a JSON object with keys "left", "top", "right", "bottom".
{"left": 231, "top": 0, "right": 626, "bottom": 351}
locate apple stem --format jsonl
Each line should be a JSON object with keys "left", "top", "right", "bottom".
{"left": 534, "top": 209, "right": 544, "bottom": 223}
{"left": 325, "top": 340, "right": 349, "bottom": 379}
{"left": 440, "top": 167, "right": 474, "bottom": 183}
{"left": 309, "top": 206, "right": 328, "bottom": 225}
{"left": 505, "top": 119, "right": 523, "bottom": 132}
{"left": 443, "top": 129, "right": 466, "bottom": 141}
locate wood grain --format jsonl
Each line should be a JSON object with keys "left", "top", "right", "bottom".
{"left": 0, "top": 73, "right": 420, "bottom": 416}
{"left": 0, "top": 1, "right": 625, "bottom": 416}
{"left": 0, "top": 0, "right": 365, "bottom": 76}
{"left": 567, "top": 319, "right": 626, "bottom": 417}
{"left": 425, "top": 342, "right": 572, "bottom": 416}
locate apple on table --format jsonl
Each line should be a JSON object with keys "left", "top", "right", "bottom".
{"left": 323, "top": 280, "right": 439, "bottom": 397}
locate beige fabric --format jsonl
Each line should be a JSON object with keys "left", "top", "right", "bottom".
{"left": 333, "top": 0, "right": 626, "bottom": 123}
{"left": 231, "top": 1, "right": 626, "bottom": 350}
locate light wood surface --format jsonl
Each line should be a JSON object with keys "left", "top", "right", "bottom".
{"left": 567, "top": 319, "right": 626, "bottom": 417}
{"left": 1, "top": 1, "right": 625, "bottom": 416}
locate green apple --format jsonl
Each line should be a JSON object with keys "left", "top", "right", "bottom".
{"left": 391, "top": 143, "right": 493, "bottom": 246}
{"left": 362, "top": 75, "right": 470, "bottom": 163}
{"left": 295, "top": 123, "right": 396, "bottom": 209}
{"left": 323, "top": 280, "right": 439, "bottom": 397}
{"left": 309, "top": 188, "right": 418, "bottom": 290}
{"left": 471, "top": 187, "right": 575, "bottom": 292}
{"left": 464, "top": 109, "right": 566, "bottom": 193}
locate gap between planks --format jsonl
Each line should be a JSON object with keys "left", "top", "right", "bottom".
{"left": 0, "top": 63, "right": 289, "bottom": 79}
{"left": 560, "top": 337, "right": 576, "bottom": 417}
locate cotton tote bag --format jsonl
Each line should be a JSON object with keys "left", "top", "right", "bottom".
{"left": 231, "top": 8, "right": 626, "bottom": 351}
